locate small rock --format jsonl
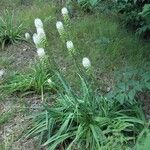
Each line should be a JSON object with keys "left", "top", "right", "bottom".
{"left": 106, "top": 87, "right": 111, "bottom": 92}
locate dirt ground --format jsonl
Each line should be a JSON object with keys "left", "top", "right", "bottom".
{"left": 138, "top": 90, "right": 150, "bottom": 117}
{"left": 0, "top": 42, "right": 39, "bottom": 150}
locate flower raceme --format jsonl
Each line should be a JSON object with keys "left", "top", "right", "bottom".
{"left": 66, "top": 41, "right": 75, "bottom": 54}
{"left": 61, "top": 7, "right": 70, "bottom": 25}
{"left": 36, "top": 27, "right": 45, "bottom": 36}
{"left": 56, "top": 21, "right": 65, "bottom": 34}
{"left": 33, "top": 18, "right": 47, "bottom": 48}
{"left": 33, "top": 33, "right": 41, "bottom": 48}
{"left": 66, "top": 41, "right": 76, "bottom": 55}
{"left": 37, "top": 48, "right": 45, "bottom": 59}
{"left": 34, "top": 19, "right": 46, "bottom": 38}
{"left": 61, "top": 7, "right": 68, "bottom": 16}
{"left": 36, "top": 27, "right": 46, "bottom": 43}
{"left": 34, "top": 18, "right": 43, "bottom": 29}
{"left": 82, "top": 57, "right": 91, "bottom": 69}
{"left": 56, "top": 21, "right": 66, "bottom": 42}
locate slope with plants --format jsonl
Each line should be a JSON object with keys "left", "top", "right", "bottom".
{"left": 0, "top": 0, "right": 150, "bottom": 150}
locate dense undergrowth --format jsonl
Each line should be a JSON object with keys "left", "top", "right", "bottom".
{"left": 0, "top": 0, "right": 150, "bottom": 150}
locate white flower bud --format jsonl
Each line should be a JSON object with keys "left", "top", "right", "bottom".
{"left": 25, "top": 32, "right": 31, "bottom": 40}
{"left": 56, "top": 21, "right": 64, "bottom": 31}
{"left": 34, "top": 18, "right": 43, "bottom": 28}
{"left": 82, "top": 57, "right": 91, "bottom": 69}
{"left": 37, "top": 48, "right": 45, "bottom": 58}
{"left": 61, "top": 7, "right": 68, "bottom": 16}
{"left": 0, "top": 69, "right": 5, "bottom": 78}
{"left": 66, "top": 41, "right": 74, "bottom": 50}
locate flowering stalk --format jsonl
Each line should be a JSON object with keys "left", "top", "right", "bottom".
{"left": 33, "top": 33, "right": 41, "bottom": 48}
{"left": 33, "top": 18, "right": 47, "bottom": 48}
{"left": 66, "top": 41, "right": 76, "bottom": 55}
{"left": 66, "top": 40, "right": 88, "bottom": 85}
{"left": 61, "top": 7, "right": 70, "bottom": 27}
{"left": 34, "top": 18, "right": 43, "bottom": 29}
{"left": 37, "top": 48, "right": 46, "bottom": 59}
{"left": 82, "top": 57, "right": 92, "bottom": 75}
{"left": 82, "top": 57, "right": 95, "bottom": 85}
{"left": 56, "top": 21, "right": 66, "bottom": 43}
{"left": 82, "top": 57, "right": 91, "bottom": 69}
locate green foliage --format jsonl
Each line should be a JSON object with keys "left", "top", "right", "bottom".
{"left": 0, "top": 10, "right": 24, "bottom": 49}
{"left": 137, "top": 4, "right": 150, "bottom": 36}
{"left": 135, "top": 128, "right": 150, "bottom": 150}
{"left": 68, "top": 0, "right": 100, "bottom": 11}
{"left": 139, "top": 4, "right": 150, "bottom": 23}
{"left": 0, "top": 0, "right": 21, "bottom": 10}
{"left": 0, "top": 111, "right": 14, "bottom": 125}
{"left": 25, "top": 73, "right": 145, "bottom": 149}
{"left": 0, "top": 58, "right": 54, "bottom": 94}
{"left": 108, "top": 67, "right": 150, "bottom": 105}
{"left": 115, "top": 0, "right": 150, "bottom": 38}
{"left": 0, "top": 1, "right": 149, "bottom": 149}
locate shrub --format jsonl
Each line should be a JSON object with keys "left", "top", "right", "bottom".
{"left": 137, "top": 4, "right": 150, "bottom": 37}
{"left": 115, "top": 0, "right": 150, "bottom": 38}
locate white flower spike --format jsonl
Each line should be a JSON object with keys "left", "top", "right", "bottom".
{"left": 66, "top": 41, "right": 75, "bottom": 53}
{"left": 66, "top": 41, "right": 74, "bottom": 50}
{"left": 82, "top": 57, "right": 91, "bottom": 69}
{"left": 37, "top": 27, "right": 46, "bottom": 40}
{"left": 34, "top": 18, "right": 43, "bottom": 28}
{"left": 61, "top": 7, "right": 70, "bottom": 25}
{"left": 33, "top": 33, "right": 41, "bottom": 47}
{"left": 56, "top": 21, "right": 64, "bottom": 31}
{"left": 56, "top": 21, "right": 66, "bottom": 42}
{"left": 25, "top": 32, "right": 31, "bottom": 40}
{"left": 61, "top": 7, "right": 68, "bottom": 16}
{"left": 36, "top": 27, "right": 45, "bottom": 35}
{"left": 37, "top": 48, "right": 45, "bottom": 58}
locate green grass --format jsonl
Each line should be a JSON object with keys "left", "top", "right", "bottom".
{"left": 0, "top": 57, "right": 10, "bottom": 69}
{"left": 0, "top": 59, "right": 55, "bottom": 94}
{"left": 1, "top": 0, "right": 149, "bottom": 71}
{"left": 0, "top": 10, "right": 24, "bottom": 49}
{"left": 0, "top": 0, "right": 20, "bottom": 11}
{"left": 0, "top": 111, "right": 14, "bottom": 125}
{"left": 0, "top": 0, "right": 149, "bottom": 98}
{"left": 45, "top": 10, "right": 150, "bottom": 73}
